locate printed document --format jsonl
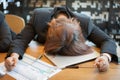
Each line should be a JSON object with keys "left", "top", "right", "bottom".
{"left": 0, "top": 54, "right": 61, "bottom": 80}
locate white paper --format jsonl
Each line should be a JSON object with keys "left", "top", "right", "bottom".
{"left": 45, "top": 50, "right": 100, "bottom": 68}
{"left": 0, "top": 54, "right": 61, "bottom": 80}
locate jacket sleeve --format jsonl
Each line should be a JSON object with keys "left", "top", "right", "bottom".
{"left": 87, "top": 19, "right": 117, "bottom": 58}
{"left": 0, "top": 11, "right": 12, "bottom": 52}
{"left": 6, "top": 11, "right": 36, "bottom": 59}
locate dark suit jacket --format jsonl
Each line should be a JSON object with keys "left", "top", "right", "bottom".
{"left": 7, "top": 7, "right": 117, "bottom": 61}
{"left": 0, "top": 11, "right": 16, "bottom": 52}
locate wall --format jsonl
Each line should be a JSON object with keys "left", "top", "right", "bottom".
{"left": 0, "top": 0, "right": 120, "bottom": 44}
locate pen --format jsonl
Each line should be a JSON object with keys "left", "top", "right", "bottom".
{"left": 31, "top": 54, "right": 43, "bottom": 64}
{"left": 65, "top": 65, "right": 79, "bottom": 69}
{"left": 37, "top": 54, "right": 43, "bottom": 60}
{"left": 65, "top": 65, "right": 94, "bottom": 69}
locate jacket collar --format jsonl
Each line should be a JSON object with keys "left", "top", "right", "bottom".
{"left": 51, "top": 6, "right": 74, "bottom": 19}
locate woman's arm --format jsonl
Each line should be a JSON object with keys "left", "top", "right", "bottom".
{"left": 0, "top": 11, "right": 12, "bottom": 52}
{"left": 87, "top": 19, "right": 117, "bottom": 57}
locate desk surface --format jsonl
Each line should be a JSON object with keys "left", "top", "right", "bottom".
{"left": 0, "top": 40, "right": 120, "bottom": 80}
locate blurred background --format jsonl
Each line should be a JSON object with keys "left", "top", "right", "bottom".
{"left": 0, "top": 0, "right": 120, "bottom": 45}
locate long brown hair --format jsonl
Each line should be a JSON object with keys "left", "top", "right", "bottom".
{"left": 44, "top": 18, "right": 93, "bottom": 56}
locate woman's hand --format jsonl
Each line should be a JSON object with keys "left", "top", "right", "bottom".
{"left": 94, "top": 54, "right": 110, "bottom": 72}
{"left": 5, "top": 53, "right": 19, "bottom": 71}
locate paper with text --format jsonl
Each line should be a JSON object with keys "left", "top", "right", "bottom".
{"left": 0, "top": 54, "right": 61, "bottom": 80}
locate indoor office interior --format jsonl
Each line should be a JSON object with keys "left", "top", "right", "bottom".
{"left": 0, "top": 0, "right": 120, "bottom": 80}
{"left": 0, "top": 0, "right": 120, "bottom": 45}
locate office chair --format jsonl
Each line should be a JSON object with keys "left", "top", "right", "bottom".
{"left": 5, "top": 14, "right": 25, "bottom": 34}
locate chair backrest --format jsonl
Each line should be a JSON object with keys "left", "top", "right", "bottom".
{"left": 5, "top": 14, "right": 25, "bottom": 34}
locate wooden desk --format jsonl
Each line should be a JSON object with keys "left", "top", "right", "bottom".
{"left": 0, "top": 40, "right": 120, "bottom": 80}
